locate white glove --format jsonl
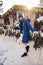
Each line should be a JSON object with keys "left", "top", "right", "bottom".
{"left": 33, "top": 31, "right": 38, "bottom": 37}
{"left": 20, "top": 33, "right": 23, "bottom": 37}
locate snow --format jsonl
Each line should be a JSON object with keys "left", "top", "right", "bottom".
{"left": 36, "top": 16, "right": 43, "bottom": 22}
{"left": 0, "top": 35, "right": 43, "bottom": 65}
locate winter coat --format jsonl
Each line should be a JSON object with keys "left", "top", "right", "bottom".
{"left": 22, "top": 19, "right": 34, "bottom": 43}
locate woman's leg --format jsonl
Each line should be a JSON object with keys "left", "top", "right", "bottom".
{"left": 17, "top": 36, "right": 30, "bottom": 57}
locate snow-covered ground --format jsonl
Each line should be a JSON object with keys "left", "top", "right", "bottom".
{"left": 0, "top": 35, "right": 43, "bottom": 65}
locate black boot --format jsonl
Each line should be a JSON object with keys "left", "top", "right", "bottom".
{"left": 21, "top": 53, "right": 28, "bottom": 57}
{"left": 26, "top": 46, "right": 30, "bottom": 53}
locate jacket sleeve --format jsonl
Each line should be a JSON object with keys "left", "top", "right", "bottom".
{"left": 26, "top": 20, "right": 35, "bottom": 32}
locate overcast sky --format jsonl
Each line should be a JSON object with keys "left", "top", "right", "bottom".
{"left": 2, "top": 0, "right": 40, "bottom": 14}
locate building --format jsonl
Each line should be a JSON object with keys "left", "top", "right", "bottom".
{"left": 2, "top": 5, "right": 31, "bottom": 29}
{"left": 40, "top": 0, "right": 43, "bottom": 3}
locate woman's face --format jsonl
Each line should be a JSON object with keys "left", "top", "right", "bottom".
{"left": 19, "top": 17, "right": 23, "bottom": 22}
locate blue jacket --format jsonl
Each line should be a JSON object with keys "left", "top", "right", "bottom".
{"left": 22, "top": 19, "right": 34, "bottom": 43}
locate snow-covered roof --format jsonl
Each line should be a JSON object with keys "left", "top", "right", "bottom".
{"left": 37, "top": 2, "right": 43, "bottom": 8}
{"left": 2, "top": 0, "right": 39, "bottom": 15}
{"left": 36, "top": 16, "right": 43, "bottom": 22}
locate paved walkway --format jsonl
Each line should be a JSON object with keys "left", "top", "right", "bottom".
{"left": 0, "top": 35, "right": 43, "bottom": 65}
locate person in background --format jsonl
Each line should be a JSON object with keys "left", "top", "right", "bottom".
{"left": 13, "top": 13, "right": 17, "bottom": 23}
{"left": 18, "top": 13, "right": 35, "bottom": 57}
